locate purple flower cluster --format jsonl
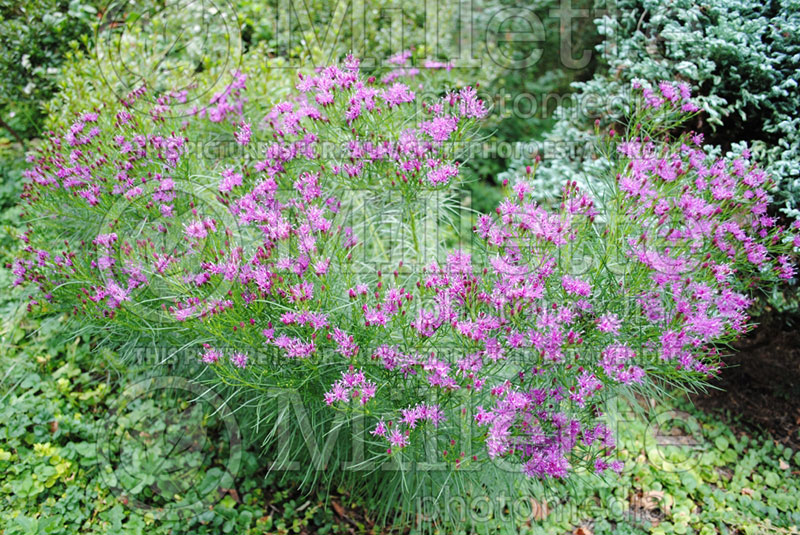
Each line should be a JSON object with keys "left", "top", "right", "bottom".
{"left": 324, "top": 367, "right": 377, "bottom": 406}
{"left": 371, "top": 403, "right": 444, "bottom": 453}
{"left": 633, "top": 79, "right": 698, "bottom": 112}
{"left": 200, "top": 345, "right": 249, "bottom": 369}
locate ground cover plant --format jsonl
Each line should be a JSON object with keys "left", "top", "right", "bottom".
{"left": 12, "top": 45, "right": 800, "bottom": 527}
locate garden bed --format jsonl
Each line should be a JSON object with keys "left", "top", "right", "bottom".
{"left": 692, "top": 313, "right": 800, "bottom": 450}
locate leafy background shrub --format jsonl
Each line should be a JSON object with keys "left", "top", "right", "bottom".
{"left": 501, "top": 0, "right": 800, "bottom": 220}
{"left": 0, "top": 0, "right": 100, "bottom": 140}
{"left": 465, "top": 0, "right": 599, "bottom": 174}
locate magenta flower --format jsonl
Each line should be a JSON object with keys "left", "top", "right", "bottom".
{"left": 325, "top": 368, "right": 376, "bottom": 406}
{"left": 235, "top": 122, "right": 251, "bottom": 146}
{"left": 420, "top": 116, "right": 458, "bottom": 142}
{"left": 331, "top": 328, "right": 359, "bottom": 358}
{"left": 561, "top": 275, "right": 592, "bottom": 297}
{"left": 427, "top": 164, "right": 458, "bottom": 185}
{"left": 600, "top": 344, "right": 644, "bottom": 384}
{"left": 230, "top": 352, "right": 248, "bottom": 369}
{"left": 219, "top": 168, "right": 243, "bottom": 193}
{"left": 371, "top": 419, "right": 387, "bottom": 437}
{"left": 184, "top": 220, "right": 208, "bottom": 240}
{"left": 388, "top": 428, "right": 409, "bottom": 449}
{"left": 596, "top": 313, "right": 621, "bottom": 334}
{"left": 381, "top": 83, "right": 415, "bottom": 108}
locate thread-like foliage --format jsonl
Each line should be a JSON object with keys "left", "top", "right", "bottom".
{"left": 14, "top": 56, "right": 799, "bottom": 527}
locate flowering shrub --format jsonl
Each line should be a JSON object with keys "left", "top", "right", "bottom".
{"left": 14, "top": 58, "right": 798, "bottom": 520}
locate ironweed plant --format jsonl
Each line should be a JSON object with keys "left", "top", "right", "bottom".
{"left": 14, "top": 57, "right": 799, "bottom": 524}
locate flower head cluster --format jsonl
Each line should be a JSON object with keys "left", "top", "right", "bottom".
{"left": 371, "top": 403, "right": 444, "bottom": 453}
{"left": 324, "top": 367, "right": 377, "bottom": 406}
{"left": 201, "top": 345, "right": 249, "bottom": 369}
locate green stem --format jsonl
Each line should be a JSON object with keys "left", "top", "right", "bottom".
{"left": 408, "top": 208, "right": 421, "bottom": 258}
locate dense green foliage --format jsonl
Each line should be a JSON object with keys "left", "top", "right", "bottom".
{"left": 0, "top": 320, "right": 352, "bottom": 534}
{"left": 0, "top": 0, "right": 99, "bottom": 139}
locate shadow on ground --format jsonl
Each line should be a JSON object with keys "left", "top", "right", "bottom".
{"left": 691, "top": 311, "right": 800, "bottom": 449}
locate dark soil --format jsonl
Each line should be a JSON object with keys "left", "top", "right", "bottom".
{"left": 690, "top": 312, "right": 800, "bottom": 450}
